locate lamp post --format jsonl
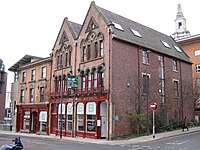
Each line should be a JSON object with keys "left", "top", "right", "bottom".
{"left": 145, "top": 50, "right": 151, "bottom": 134}
{"left": 59, "top": 64, "right": 63, "bottom": 139}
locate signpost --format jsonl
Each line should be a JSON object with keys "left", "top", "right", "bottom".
{"left": 68, "top": 75, "right": 78, "bottom": 89}
{"left": 150, "top": 102, "right": 157, "bottom": 138}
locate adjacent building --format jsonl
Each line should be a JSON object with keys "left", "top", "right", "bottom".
{"left": 9, "top": 2, "right": 194, "bottom": 140}
{"left": 9, "top": 55, "right": 51, "bottom": 133}
{"left": 0, "top": 59, "right": 7, "bottom": 121}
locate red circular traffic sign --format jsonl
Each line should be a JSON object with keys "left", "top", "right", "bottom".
{"left": 150, "top": 102, "right": 157, "bottom": 110}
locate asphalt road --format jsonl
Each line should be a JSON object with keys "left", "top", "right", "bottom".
{"left": 0, "top": 131, "right": 200, "bottom": 150}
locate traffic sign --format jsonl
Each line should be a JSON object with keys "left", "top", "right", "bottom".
{"left": 150, "top": 102, "right": 157, "bottom": 110}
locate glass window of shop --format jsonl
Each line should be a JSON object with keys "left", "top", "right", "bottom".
{"left": 58, "top": 104, "right": 65, "bottom": 130}
{"left": 39, "top": 111, "right": 47, "bottom": 132}
{"left": 86, "top": 102, "right": 96, "bottom": 132}
{"left": 77, "top": 103, "right": 84, "bottom": 131}
{"left": 66, "top": 103, "right": 73, "bottom": 131}
{"left": 23, "top": 111, "right": 30, "bottom": 129}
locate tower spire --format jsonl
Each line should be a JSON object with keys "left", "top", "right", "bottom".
{"left": 172, "top": 3, "right": 190, "bottom": 40}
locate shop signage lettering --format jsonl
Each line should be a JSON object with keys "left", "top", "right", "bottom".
{"left": 83, "top": 96, "right": 98, "bottom": 101}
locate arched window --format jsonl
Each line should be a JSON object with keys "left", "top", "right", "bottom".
{"left": 77, "top": 103, "right": 84, "bottom": 131}
{"left": 81, "top": 71, "right": 85, "bottom": 91}
{"left": 66, "top": 103, "right": 73, "bottom": 131}
{"left": 86, "top": 102, "right": 96, "bottom": 132}
{"left": 93, "top": 69, "right": 97, "bottom": 89}
{"left": 87, "top": 71, "right": 91, "bottom": 90}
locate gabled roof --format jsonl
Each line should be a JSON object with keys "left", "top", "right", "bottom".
{"left": 52, "top": 18, "right": 82, "bottom": 50}
{"left": 68, "top": 21, "right": 82, "bottom": 39}
{"left": 93, "top": 3, "right": 191, "bottom": 63}
{"left": 8, "top": 55, "right": 43, "bottom": 72}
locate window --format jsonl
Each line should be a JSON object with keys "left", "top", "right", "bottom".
{"left": 93, "top": 70, "right": 97, "bottom": 89}
{"left": 31, "top": 69, "right": 35, "bottom": 81}
{"left": 161, "top": 40, "right": 171, "bottom": 48}
{"left": 69, "top": 51, "right": 71, "bottom": 66}
{"left": 178, "top": 22, "right": 182, "bottom": 29}
{"left": 86, "top": 102, "right": 96, "bottom": 132}
{"left": 100, "top": 41, "right": 104, "bottom": 57}
{"left": 172, "top": 59, "right": 178, "bottom": 71}
{"left": 39, "top": 111, "right": 47, "bottom": 132}
{"left": 196, "top": 78, "right": 200, "bottom": 87}
{"left": 66, "top": 103, "right": 73, "bottom": 131}
{"left": 174, "top": 45, "right": 182, "bottom": 52}
{"left": 57, "top": 56, "right": 59, "bottom": 68}
{"left": 81, "top": 75, "right": 86, "bottom": 91}
{"left": 99, "top": 71, "right": 104, "bottom": 87}
{"left": 174, "top": 80, "right": 179, "bottom": 97}
{"left": 142, "top": 50, "right": 150, "bottom": 64}
{"left": 30, "top": 88, "right": 34, "bottom": 102}
{"left": 20, "top": 89, "right": 25, "bottom": 103}
{"left": 83, "top": 46, "right": 86, "bottom": 62}
{"left": 23, "top": 111, "right": 30, "bottom": 129}
{"left": 130, "top": 29, "right": 142, "bottom": 37}
{"left": 41, "top": 67, "right": 46, "bottom": 79}
{"left": 94, "top": 42, "right": 98, "bottom": 58}
{"left": 87, "top": 71, "right": 91, "bottom": 90}
{"left": 195, "top": 50, "right": 200, "bottom": 56}
{"left": 196, "top": 64, "right": 200, "bottom": 72}
{"left": 65, "top": 53, "right": 68, "bottom": 66}
{"left": 143, "top": 74, "right": 149, "bottom": 94}
{"left": 22, "top": 72, "right": 26, "bottom": 82}
{"left": 112, "top": 22, "right": 124, "bottom": 31}
{"left": 40, "top": 87, "right": 45, "bottom": 102}
{"left": 77, "top": 103, "right": 84, "bottom": 131}
{"left": 87, "top": 45, "right": 91, "bottom": 60}
{"left": 60, "top": 54, "right": 63, "bottom": 66}
{"left": 58, "top": 104, "right": 65, "bottom": 131}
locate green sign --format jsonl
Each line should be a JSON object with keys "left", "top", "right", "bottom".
{"left": 68, "top": 75, "right": 78, "bottom": 89}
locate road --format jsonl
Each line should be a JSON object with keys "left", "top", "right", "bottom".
{"left": 0, "top": 131, "right": 200, "bottom": 149}
{"left": 124, "top": 130, "right": 200, "bottom": 150}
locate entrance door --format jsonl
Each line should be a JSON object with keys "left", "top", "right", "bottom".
{"left": 32, "top": 112, "right": 37, "bottom": 133}
{"left": 100, "top": 101, "right": 107, "bottom": 138}
{"left": 101, "top": 116, "right": 107, "bottom": 138}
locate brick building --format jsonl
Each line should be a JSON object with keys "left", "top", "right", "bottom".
{"left": 176, "top": 34, "right": 200, "bottom": 121}
{"left": 9, "top": 2, "right": 194, "bottom": 139}
{"left": 49, "top": 2, "right": 194, "bottom": 140}
{"left": 9, "top": 55, "right": 51, "bottom": 134}
{"left": 0, "top": 59, "right": 7, "bottom": 121}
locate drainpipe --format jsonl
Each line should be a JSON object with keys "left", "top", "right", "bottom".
{"left": 107, "top": 28, "right": 112, "bottom": 140}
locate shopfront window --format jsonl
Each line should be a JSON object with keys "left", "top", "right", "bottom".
{"left": 58, "top": 104, "right": 65, "bottom": 131}
{"left": 77, "top": 103, "right": 84, "bottom": 131}
{"left": 39, "top": 111, "right": 47, "bottom": 132}
{"left": 23, "top": 111, "right": 30, "bottom": 129}
{"left": 66, "top": 103, "right": 73, "bottom": 131}
{"left": 86, "top": 102, "right": 96, "bottom": 132}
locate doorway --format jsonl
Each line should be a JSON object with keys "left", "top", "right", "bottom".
{"left": 100, "top": 101, "right": 107, "bottom": 138}
{"left": 32, "top": 112, "right": 38, "bottom": 133}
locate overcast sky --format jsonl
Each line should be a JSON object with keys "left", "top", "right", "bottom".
{"left": 1, "top": 0, "right": 200, "bottom": 92}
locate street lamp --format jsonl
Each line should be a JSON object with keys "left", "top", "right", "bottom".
{"left": 59, "top": 64, "right": 63, "bottom": 139}
{"left": 145, "top": 50, "right": 151, "bottom": 134}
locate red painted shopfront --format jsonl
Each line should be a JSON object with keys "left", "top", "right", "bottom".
{"left": 16, "top": 104, "right": 49, "bottom": 134}
{"left": 50, "top": 92, "right": 108, "bottom": 139}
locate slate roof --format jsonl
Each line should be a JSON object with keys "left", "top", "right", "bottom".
{"left": 94, "top": 3, "right": 191, "bottom": 63}
{"left": 8, "top": 55, "right": 43, "bottom": 72}
{"left": 68, "top": 21, "right": 82, "bottom": 39}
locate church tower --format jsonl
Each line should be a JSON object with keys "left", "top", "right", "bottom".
{"left": 172, "top": 3, "right": 190, "bottom": 39}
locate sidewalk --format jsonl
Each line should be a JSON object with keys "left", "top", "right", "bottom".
{"left": 0, "top": 126, "right": 200, "bottom": 145}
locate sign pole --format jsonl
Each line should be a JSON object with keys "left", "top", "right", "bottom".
{"left": 153, "top": 110, "right": 155, "bottom": 138}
